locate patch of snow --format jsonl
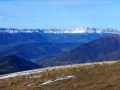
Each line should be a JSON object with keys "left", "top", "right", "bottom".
{"left": 66, "top": 75, "right": 75, "bottom": 78}
{"left": 29, "top": 75, "right": 41, "bottom": 78}
{"left": 41, "top": 75, "right": 75, "bottom": 85}
{"left": 54, "top": 78, "right": 64, "bottom": 81}
{"left": 41, "top": 80, "right": 53, "bottom": 85}
{"left": 27, "top": 83, "right": 34, "bottom": 87}
{"left": 0, "top": 73, "right": 18, "bottom": 79}
{"left": 0, "top": 69, "right": 45, "bottom": 79}
{"left": 54, "top": 75, "right": 75, "bottom": 82}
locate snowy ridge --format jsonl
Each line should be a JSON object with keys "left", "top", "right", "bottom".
{"left": 0, "top": 27, "right": 119, "bottom": 34}
{"left": 0, "top": 60, "right": 118, "bottom": 79}
{"left": 42, "top": 27, "right": 120, "bottom": 34}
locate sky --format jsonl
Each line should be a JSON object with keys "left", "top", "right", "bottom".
{"left": 0, "top": 0, "right": 120, "bottom": 30}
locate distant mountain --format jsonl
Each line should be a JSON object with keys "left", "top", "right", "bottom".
{"left": 42, "top": 33, "right": 109, "bottom": 43}
{"left": 0, "top": 32, "right": 47, "bottom": 45}
{"left": 0, "top": 42, "right": 80, "bottom": 60}
{"left": 0, "top": 27, "right": 119, "bottom": 34}
{"left": 42, "top": 27, "right": 120, "bottom": 34}
{"left": 0, "top": 27, "right": 118, "bottom": 44}
{"left": 0, "top": 27, "right": 117, "bottom": 43}
{"left": 37, "top": 34, "right": 120, "bottom": 67}
{"left": 0, "top": 55, "right": 42, "bottom": 75}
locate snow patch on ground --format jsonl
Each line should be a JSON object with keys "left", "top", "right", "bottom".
{"left": 27, "top": 83, "right": 34, "bottom": 87}
{"left": 0, "top": 69, "right": 44, "bottom": 79}
{"left": 29, "top": 75, "right": 41, "bottom": 78}
{"left": 41, "top": 80, "right": 53, "bottom": 85}
{"left": 41, "top": 75, "right": 75, "bottom": 85}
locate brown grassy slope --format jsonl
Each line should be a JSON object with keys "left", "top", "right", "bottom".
{"left": 0, "top": 61, "right": 120, "bottom": 90}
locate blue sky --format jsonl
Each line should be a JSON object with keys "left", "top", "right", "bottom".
{"left": 0, "top": 0, "right": 120, "bottom": 30}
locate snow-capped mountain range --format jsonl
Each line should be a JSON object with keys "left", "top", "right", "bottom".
{"left": 0, "top": 27, "right": 119, "bottom": 34}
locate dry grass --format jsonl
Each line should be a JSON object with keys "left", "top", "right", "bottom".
{"left": 0, "top": 61, "right": 120, "bottom": 90}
